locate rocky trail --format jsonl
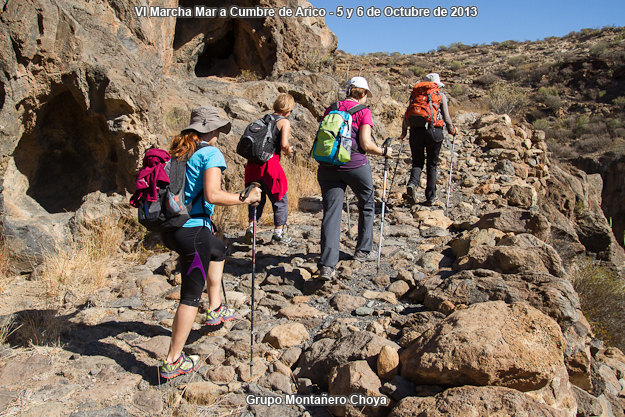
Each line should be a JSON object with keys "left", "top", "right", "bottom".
{"left": 1, "top": 113, "right": 625, "bottom": 417}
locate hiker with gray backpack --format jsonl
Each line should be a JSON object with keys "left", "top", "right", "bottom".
{"left": 400, "top": 73, "right": 456, "bottom": 206}
{"left": 312, "top": 76, "right": 393, "bottom": 281}
{"left": 132, "top": 106, "right": 261, "bottom": 380}
{"left": 238, "top": 93, "right": 295, "bottom": 244}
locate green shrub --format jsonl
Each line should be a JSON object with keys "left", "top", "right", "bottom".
{"left": 613, "top": 96, "right": 625, "bottom": 109}
{"left": 589, "top": 41, "right": 608, "bottom": 57}
{"left": 575, "top": 115, "right": 591, "bottom": 134}
{"left": 473, "top": 73, "right": 500, "bottom": 87}
{"left": 448, "top": 60, "right": 463, "bottom": 71}
{"left": 572, "top": 261, "right": 625, "bottom": 351}
{"left": 410, "top": 66, "right": 426, "bottom": 77}
{"left": 507, "top": 55, "right": 525, "bottom": 67}
{"left": 448, "top": 84, "right": 465, "bottom": 97}
{"left": 532, "top": 118, "right": 550, "bottom": 131}
{"left": 488, "top": 83, "right": 528, "bottom": 115}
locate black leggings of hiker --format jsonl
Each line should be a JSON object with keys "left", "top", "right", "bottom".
{"left": 408, "top": 126, "right": 444, "bottom": 201}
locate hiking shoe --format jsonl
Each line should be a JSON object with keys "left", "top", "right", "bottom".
{"left": 205, "top": 304, "right": 236, "bottom": 326}
{"left": 353, "top": 250, "right": 376, "bottom": 262}
{"left": 271, "top": 225, "right": 292, "bottom": 244}
{"left": 244, "top": 225, "right": 253, "bottom": 244}
{"left": 423, "top": 198, "right": 436, "bottom": 206}
{"left": 406, "top": 184, "right": 417, "bottom": 204}
{"left": 159, "top": 353, "right": 200, "bottom": 380}
{"left": 318, "top": 266, "right": 336, "bottom": 282}
{"left": 271, "top": 232, "right": 292, "bottom": 244}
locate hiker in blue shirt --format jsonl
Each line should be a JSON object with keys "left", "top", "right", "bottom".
{"left": 159, "top": 106, "right": 261, "bottom": 379}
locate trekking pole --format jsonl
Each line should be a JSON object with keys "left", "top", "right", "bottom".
{"left": 240, "top": 182, "right": 261, "bottom": 378}
{"left": 445, "top": 132, "right": 457, "bottom": 216}
{"left": 377, "top": 138, "right": 393, "bottom": 271}
{"left": 388, "top": 137, "right": 406, "bottom": 201}
{"left": 346, "top": 190, "right": 352, "bottom": 239}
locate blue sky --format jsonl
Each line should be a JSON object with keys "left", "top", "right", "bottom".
{"left": 309, "top": 0, "right": 625, "bottom": 54}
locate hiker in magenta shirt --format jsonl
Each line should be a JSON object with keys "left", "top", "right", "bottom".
{"left": 322, "top": 99, "right": 374, "bottom": 171}
{"left": 316, "top": 76, "right": 393, "bottom": 281}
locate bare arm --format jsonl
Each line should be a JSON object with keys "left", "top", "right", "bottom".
{"left": 399, "top": 117, "right": 408, "bottom": 139}
{"left": 203, "top": 167, "right": 260, "bottom": 205}
{"left": 359, "top": 124, "right": 392, "bottom": 158}
{"left": 440, "top": 93, "right": 455, "bottom": 134}
{"left": 276, "top": 118, "right": 293, "bottom": 156}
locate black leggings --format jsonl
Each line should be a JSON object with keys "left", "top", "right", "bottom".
{"left": 161, "top": 226, "right": 226, "bottom": 307}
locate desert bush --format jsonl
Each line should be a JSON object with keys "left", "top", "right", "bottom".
{"left": 448, "top": 84, "right": 466, "bottom": 97}
{"left": 589, "top": 41, "right": 609, "bottom": 57}
{"left": 237, "top": 69, "right": 261, "bottom": 82}
{"left": 507, "top": 55, "right": 525, "bottom": 67}
{"left": 532, "top": 118, "right": 550, "bottom": 131}
{"left": 488, "top": 83, "right": 528, "bottom": 115}
{"left": 473, "top": 73, "right": 500, "bottom": 87}
{"left": 448, "top": 60, "right": 463, "bottom": 71}
{"left": 575, "top": 133, "right": 609, "bottom": 154}
{"left": 572, "top": 260, "right": 625, "bottom": 351}
{"left": 546, "top": 138, "right": 577, "bottom": 159}
{"left": 409, "top": 66, "right": 426, "bottom": 77}
{"left": 36, "top": 216, "right": 141, "bottom": 302}
{"left": 612, "top": 96, "right": 625, "bottom": 110}
{"left": 498, "top": 40, "right": 519, "bottom": 50}
{"left": 536, "top": 87, "right": 564, "bottom": 111}
{"left": 6, "top": 309, "right": 68, "bottom": 347}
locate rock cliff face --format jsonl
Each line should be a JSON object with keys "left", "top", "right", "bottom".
{"left": 0, "top": 0, "right": 338, "bottom": 269}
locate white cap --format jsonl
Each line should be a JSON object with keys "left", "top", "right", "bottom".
{"left": 423, "top": 73, "right": 444, "bottom": 87}
{"left": 346, "top": 76, "right": 373, "bottom": 97}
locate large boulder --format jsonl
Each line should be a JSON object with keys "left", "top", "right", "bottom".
{"left": 474, "top": 208, "right": 551, "bottom": 242}
{"left": 297, "top": 330, "right": 400, "bottom": 390}
{"left": 389, "top": 386, "right": 572, "bottom": 417}
{"left": 328, "top": 360, "right": 387, "bottom": 417}
{"left": 399, "top": 302, "right": 565, "bottom": 391}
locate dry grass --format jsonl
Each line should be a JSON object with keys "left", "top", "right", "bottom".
{"left": 36, "top": 215, "right": 143, "bottom": 303}
{"left": 0, "top": 236, "right": 10, "bottom": 292}
{"left": 571, "top": 259, "right": 625, "bottom": 351}
{"left": 7, "top": 309, "right": 68, "bottom": 347}
{"left": 213, "top": 156, "right": 320, "bottom": 233}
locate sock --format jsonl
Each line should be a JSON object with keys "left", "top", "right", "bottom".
{"left": 274, "top": 228, "right": 283, "bottom": 237}
{"left": 212, "top": 303, "right": 222, "bottom": 312}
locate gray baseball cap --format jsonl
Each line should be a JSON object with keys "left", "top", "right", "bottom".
{"left": 183, "top": 106, "right": 231, "bottom": 134}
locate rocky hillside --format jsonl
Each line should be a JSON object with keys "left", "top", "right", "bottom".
{"left": 331, "top": 26, "right": 625, "bottom": 247}
{"left": 2, "top": 1, "right": 625, "bottom": 416}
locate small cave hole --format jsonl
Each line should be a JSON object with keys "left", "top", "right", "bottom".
{"left": 194, "top": 29, "right": 237, "bottom": 77}
{"left": 13, "top": 91, "right": 127, "bottom": 213}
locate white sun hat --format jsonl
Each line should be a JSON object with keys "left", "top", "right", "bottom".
{"left": 423, "top": 73, "right": 444, "bottom": 87}
{"left": 346, "top": 76, "right": 373, "bottom": 97}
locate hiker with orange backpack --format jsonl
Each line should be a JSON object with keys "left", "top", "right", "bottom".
{"left": 399, "top": 73, "right": 456, "bottom": 206}
{"left": 140, "top": 107, "right": 261, "bottom": 379}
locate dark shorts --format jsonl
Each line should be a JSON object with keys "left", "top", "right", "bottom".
{"left": 161, "top": 226, "right": 226, "bottom": 307}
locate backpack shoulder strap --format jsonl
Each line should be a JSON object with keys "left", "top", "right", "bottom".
{"left": 347, "top": 104, "right": 367, "bottom": 115}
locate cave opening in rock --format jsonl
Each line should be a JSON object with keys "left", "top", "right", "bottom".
{"left": 173, "top": 0, "right": 277, "bottom": 78}
{"left": 13, "top": 90, "right": 124, "bottom": 213}
{"left": 194, "top": 27, "right": 237, "bottom": 77}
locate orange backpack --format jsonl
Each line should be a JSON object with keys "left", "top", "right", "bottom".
{"left": 404, "top": 81, "right": 444, "bottom": 128}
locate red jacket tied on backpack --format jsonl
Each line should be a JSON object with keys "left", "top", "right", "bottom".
{"left": 130, "top": 149, "right": 171, "bottom": 207}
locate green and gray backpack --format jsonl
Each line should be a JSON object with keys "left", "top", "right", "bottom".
{"left": 311, "top": 103, "right": 366, "bottom": 165}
